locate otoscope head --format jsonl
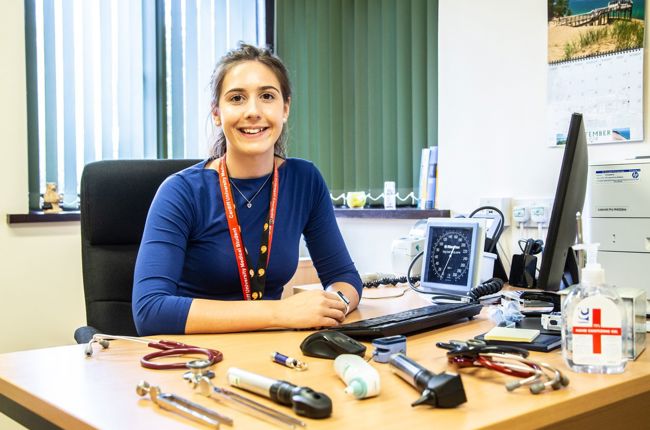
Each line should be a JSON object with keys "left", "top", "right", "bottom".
{"left": 414, "top": 372, "right": 467, "bottom": 408}
{"left": 270, "top": 382, "right": 333, "bottom": 419}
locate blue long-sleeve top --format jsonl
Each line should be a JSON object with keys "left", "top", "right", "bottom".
{"left": 133, "top": 158, "right": 362, "bottom": 336}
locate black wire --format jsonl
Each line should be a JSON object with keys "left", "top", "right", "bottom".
{"left": 406, "top": 251, "right": 425, "bottom": 293}
{"left": 469, "top": 205, "right": 505, "bottom": 254}
{"left": 405, "top": 251, "right": 503, "bottom": 303}
{"left": 362, "top": 275, "right": 418, "bottom": 289}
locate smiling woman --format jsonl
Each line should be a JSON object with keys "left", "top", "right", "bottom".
{"left": 132, "top": 44, "right": 363, "bottom": 336}
{"left": 211, "top": 61, "right": 290, "bottom": 178}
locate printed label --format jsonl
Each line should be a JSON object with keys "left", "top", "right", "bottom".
{"left": 594, "top": 206, "right": 629, "bottom": 214}
{"left": 571, "top": 296, "right": 622, "bottom": 365}
{"left": 594, "top": 168, "right": 641, "bottom": 184}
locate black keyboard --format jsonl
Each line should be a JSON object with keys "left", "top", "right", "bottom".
{"left": 333, "top": 303, "right": 483, "bottom": 338}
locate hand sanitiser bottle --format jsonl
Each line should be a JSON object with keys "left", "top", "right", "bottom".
{"left": 561, "top": 243, "right": 627, "bottom": 374}
{"left": 334, "top": 354, "right": 381, "bottom": 399}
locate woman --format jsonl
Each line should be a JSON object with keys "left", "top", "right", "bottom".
{"left": 132, "top": 44, "right": 362, "bottom": 336}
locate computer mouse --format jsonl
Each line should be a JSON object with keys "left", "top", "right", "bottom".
{"left": 300, "top": 330, "right": 367, "bottom": 359}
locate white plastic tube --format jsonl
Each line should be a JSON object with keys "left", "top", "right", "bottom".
{"left": 333, "top": 354, "right": 381, "bottom": 399}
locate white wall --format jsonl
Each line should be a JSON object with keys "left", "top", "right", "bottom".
{"left": 336, "top": 218, "right": 418, "bottom": 274}
{"left": 0, "top": 0, "right": 86, "bottom": 356}
{"left": 438, "top": 0, "right": 650, "bottom": 257}
{"left": 337, "top": 1, "right": 649, "bottom": 278}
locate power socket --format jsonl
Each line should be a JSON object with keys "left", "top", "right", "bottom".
{"left": 478, "top": 197, "right": 511, "bottom": 227}
{"left": 531, "top": 204, "right": 551, "bottom": 225}
{"left": 512, "top": 205, "right": 530, "bottom": 225}
{"left": 511, "top": 198, "right": 553, "bottom": 228}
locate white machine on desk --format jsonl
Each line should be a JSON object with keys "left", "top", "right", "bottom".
{"left": 391, "top": 219, "right": 427, "bottom": 276}
{"left": 589, "top": 157, "right": 650, "bottom": 314}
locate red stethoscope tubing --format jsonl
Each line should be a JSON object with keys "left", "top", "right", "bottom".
{"left": 141, "top": 342, "right": 223, "bottom": 370}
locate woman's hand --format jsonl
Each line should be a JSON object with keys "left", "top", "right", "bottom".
{"left": 274, "top": 290, "right": 347, "bottom": 329}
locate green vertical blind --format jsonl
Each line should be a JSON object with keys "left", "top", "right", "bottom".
{"left": 276, "top": 0, "right": 438, "bottom": 200}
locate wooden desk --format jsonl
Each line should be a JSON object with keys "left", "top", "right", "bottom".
{"left": 0, "top": 290, "right": 648, "bottom": 430}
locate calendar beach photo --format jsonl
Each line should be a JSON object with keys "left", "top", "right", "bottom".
{"left": 548, "top": 0, "right": 645, "bottom": 63}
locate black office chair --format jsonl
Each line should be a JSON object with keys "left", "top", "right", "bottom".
{"left": 74, "top": 159, "right": 200, "bottom": 344}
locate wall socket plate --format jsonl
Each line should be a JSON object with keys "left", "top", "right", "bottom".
{"left": 511, "top": 198, "right": 554, "bottom": 228}
{"left": 478, "top": 197, "right": 512, "bottom": 227}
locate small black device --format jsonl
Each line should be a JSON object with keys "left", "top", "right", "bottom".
{"left": 389, "top": 353, "right": 467, "bottom": 408}
{"left": 227, "top": 367, "right": 332, "bottom": 418}
{"left": 332, "top": 303, "right": 482, "bottom": 338}
{"left": 299, "top": 330, "right": 366, "bottom": 359}
{"left": 509, "top": 239, "right": 543, "bottom": 288}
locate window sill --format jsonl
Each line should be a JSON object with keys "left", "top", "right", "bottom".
{"left": 6, "top": 211, "right": 80, "bottom": 224}
{"left": 333, "top": 208, "right": 450, "bottom": 219}
{"left": 7, "top": 208, "right": 450, "bottom": 224}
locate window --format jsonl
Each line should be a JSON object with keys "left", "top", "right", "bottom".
{"left": 276, "top": 0, "right": 438, "bottom": 205}
{"left": 24, "top": 0, "right": 267, "bottom": 211}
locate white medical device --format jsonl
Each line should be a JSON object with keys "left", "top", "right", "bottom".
{"left": 391, "top": 220, "right": 427, "bottom": 275}
{"left": 589, "top": 157, "right": 650, "bottom": 311}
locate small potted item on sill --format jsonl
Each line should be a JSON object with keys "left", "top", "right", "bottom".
{"left": 43, "top": 183, "right": 62, "bottom": 213}
{"left": 346, "top": 191, "right": 367, "bottom": 209}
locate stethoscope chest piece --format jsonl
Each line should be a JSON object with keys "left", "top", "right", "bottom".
{"left": 183, "top": 359, "right": 215, "bottom": 383}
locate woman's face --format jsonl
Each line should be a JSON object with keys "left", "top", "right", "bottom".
{"left": 215, "top": 61, "right": 290, "bottom": 160}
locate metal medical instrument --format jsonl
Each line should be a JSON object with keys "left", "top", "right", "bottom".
{"left": 437, "top": 339, "right": 569, "bottom": 394}
{"left": 182, "top": 360, "right": 305, "bottom": 428}
{"left": 136, "top": 380, "right": 233, "bottom": 428}
{"left": 436, "top": 338, "right": 530, "bottom": 357}
{"left": 85, "top": 333, "right": 223, "bottom": 370}
{"left": 227, "top": 367, "right": 332, "bottom": 419}
{"left": 191, "top": 376, "right": 306, "bottom": 429}
{"left": 271, "top": 352, "right": 308, "bottom": 370}
{"left": 388, "top": 353, "right": 467, "bottom": 408}
{"left": 183, "top": 359, "right": 216, "bottom": 382}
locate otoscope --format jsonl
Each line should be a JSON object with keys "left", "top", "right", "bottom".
{"left": 389, "top": 353, "right": 467, "bottom": 408}
{"left": 226, "top": 367, "right": 332, "bottom": 419}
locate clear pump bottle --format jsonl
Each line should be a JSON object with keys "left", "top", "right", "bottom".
{"left": 561, "top": 243, "right": 627, "bottom": 374}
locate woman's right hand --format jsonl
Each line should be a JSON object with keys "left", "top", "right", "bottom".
{"left": 274, "top": 290, "right": 347, "bottom": 329}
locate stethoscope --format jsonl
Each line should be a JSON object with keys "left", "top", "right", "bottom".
{"left": 437, "top": 339, "right": 569, "bottom": 394}
{"left": 85, "top": 334, "right": 223, "bottom": 370}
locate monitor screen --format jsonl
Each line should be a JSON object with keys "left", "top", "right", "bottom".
{"left": 537, "top": 113, "right": 588, "bottom": 291}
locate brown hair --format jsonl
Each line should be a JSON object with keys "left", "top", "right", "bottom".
{"left": 209, "top": 43, "right": 292, "bottom": 159}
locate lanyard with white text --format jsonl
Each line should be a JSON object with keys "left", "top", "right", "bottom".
{"left": 218, "top": 156, "right": 279, "bottom": 300}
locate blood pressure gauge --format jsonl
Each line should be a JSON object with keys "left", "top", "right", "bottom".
{"left": 430, "top": 230, "right": 472, "bottom": 283}
{"left": 420, "top": 218, "right": 485, "bottom": 295}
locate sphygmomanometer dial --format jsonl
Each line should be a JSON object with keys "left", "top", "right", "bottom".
{"left": 429, "top": 229, "right": 472, "bottom": 286}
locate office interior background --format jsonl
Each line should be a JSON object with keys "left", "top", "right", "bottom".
{"left": 1, "top": 0, "right": 648, "bottom": 360}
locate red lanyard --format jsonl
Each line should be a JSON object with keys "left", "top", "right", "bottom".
{"left": 217, "top": 156, "right": 279, "bottom": 300}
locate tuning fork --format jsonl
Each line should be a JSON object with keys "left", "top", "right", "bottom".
{"left": 136, "top": 380, "right": 233, "bottom": 428}
{"left": 194, "top": 376, "right": 306, "bottom": 429}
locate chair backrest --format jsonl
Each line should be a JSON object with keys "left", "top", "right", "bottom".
{"left": 80, "top": 159, "right": 200, "bottom": 335}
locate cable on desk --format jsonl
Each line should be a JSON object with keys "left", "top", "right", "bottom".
{"left": 405, "top": 251, "right": 503, "bottom": 304}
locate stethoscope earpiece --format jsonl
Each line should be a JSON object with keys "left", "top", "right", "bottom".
{"left": 84, "top": 341, "right": 95, "bottom": 357}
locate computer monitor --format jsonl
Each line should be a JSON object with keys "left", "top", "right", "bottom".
{"left": 537, "top": 113, "right": 588, "bottom": 291}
